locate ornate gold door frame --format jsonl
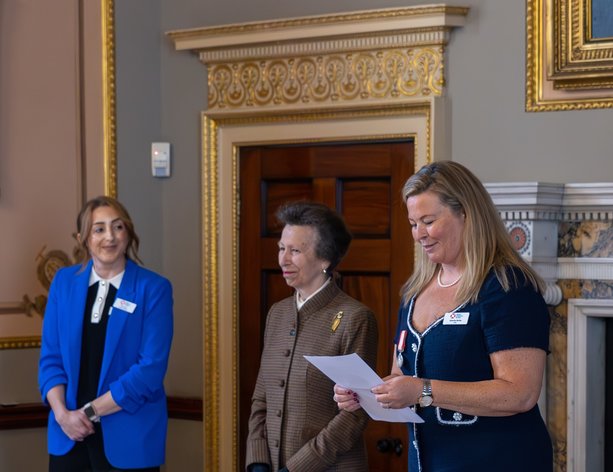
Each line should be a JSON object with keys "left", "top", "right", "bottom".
{"left": 168, "top": 5, "right": 468, "bottom": 470}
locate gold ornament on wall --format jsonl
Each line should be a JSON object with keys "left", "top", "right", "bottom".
{"left": 22, "top": 240, "right": 81, "bottom": 317}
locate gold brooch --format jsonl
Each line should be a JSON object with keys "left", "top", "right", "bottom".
{"left": 331, "top": 311, "right": 344, "bottom": 332}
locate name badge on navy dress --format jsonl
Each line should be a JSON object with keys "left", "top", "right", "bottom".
{"left": 443, "top": 312, "right": 470, "bottom": 325}
{"left": 396, "top": 329, "right": 408, "bottom": 368}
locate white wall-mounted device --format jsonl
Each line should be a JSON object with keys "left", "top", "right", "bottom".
{"left": 151, "top": 142, "right": 171, "bottom": 177}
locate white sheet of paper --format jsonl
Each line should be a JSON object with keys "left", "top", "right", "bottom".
{"left": 304, "top": 353, "right": 423, "bottom": 423}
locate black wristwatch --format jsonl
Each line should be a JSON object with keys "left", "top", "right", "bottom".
{"left": 83, "top": 402, "right": 100, "bottom": 422}
{"left": 418, "top": 379, "right": 433, "bottom": 407}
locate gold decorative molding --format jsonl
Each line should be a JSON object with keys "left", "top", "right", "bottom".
{"left": 202, "top": 115, "right": 220, "bottom": 472}
{"left": 168, "top": 5, "right": 468, "bottom": 113}
{"left": 0, "top": 336, "right": 42, "bottom": 350}
{"left": 168, "top": 5, "right": 469, "bottom": 51}
{"left": 102, "top": 0, "right": 117, "bottom": 197}
{"left": 526, "top": 0, "right": 613, "bottom": 111}
{"left": 208, "top": 47, "right": 444, "bottom": 110}
{"left": 197, "top": 28, "right": 451, "bottom": 63}
{"left": 231, "top": 144, "right": 240, "bottom": 472}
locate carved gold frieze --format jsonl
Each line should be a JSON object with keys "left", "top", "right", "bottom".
{"left": 208, "top": 47, "right": 443, "bottom": 109}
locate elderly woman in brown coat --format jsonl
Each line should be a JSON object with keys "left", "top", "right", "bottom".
{"left": 245, "top": 201, "right": 378, "bottom": 472}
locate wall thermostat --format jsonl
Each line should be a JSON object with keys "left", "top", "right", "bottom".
{"left": 151, "top": 142, "right": 171, "bottom": 177}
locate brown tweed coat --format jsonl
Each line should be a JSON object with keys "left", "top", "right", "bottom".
{"left": 245, "top": 281, "right": 378, "bottom": 472}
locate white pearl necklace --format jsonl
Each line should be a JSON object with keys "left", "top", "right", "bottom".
{"left": 437, "top": 267, "right": 463, "bottom": 288}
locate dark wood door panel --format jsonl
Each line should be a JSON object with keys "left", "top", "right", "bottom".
{"left": 342, "top": 275, "right": 390, "bottom": 380}
{"left": 264, "top": 180, "right": 313, "bottom": 230}
{"left": 264, "top": 177, "right": 393, "bottom": 236}
{"left": 341, "top": 179, "right": 392, "bottom": 236}
{"left": 239, "top": 140, "right": 414, "bottom": 472}
{"left": 259, "top": 144, "right": 393, "bottom": 178}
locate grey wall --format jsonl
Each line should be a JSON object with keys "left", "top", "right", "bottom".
{"left": 446, "top": 0, "right": 613, "bottom": 182}
{"left": 114, "top": 1, "right": 206, "bottom": 469}
{"left": 112, "top": 0, "right": 613, "bottom": 469}
{"left": 115, "top": 0, "right": 206, "bottom": 397}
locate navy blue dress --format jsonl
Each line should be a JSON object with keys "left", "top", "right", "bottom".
{"left": 395, "top": 269, "right": 553, "bottom": 472}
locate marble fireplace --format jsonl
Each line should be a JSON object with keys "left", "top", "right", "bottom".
{"left": 487, "top": 182, "right": 613, "bottom": 472}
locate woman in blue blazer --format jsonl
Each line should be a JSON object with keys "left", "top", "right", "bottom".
{"left": 38, "top": 196, "right": 173, "bottom": 471}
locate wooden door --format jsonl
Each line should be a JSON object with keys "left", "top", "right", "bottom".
{"left": 239, "top": 141, "right": 414, "bottom": 472}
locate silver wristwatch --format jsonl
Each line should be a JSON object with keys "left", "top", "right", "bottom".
{"left": 418, "top": 379, "right": 433, "bottom": 407}
{"left": 83, "top": 402, "right": 100, "bottom": 422}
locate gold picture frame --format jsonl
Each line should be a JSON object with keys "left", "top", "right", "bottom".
{"left": 526, "top": 0, "right": 613, "bottom": 111}
{"left": 0, "top": 0, "right": 117, "bottom": 350}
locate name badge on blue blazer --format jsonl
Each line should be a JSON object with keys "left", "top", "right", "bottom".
{"left": 113, "top": 298, "right": 137, "bottom": 313}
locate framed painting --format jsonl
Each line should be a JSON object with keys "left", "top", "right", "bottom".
{"left": 526, "top": 0, "right": 613, "bottom": 111}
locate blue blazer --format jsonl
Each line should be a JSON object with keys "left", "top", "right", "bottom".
{"left": 38, "top": 259, "right": 174, "bottom": 469}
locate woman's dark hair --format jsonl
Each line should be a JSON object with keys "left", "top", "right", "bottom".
{"left": 76, "top": 196, "right": 142, "bottom": 266}
{"left": 276, "top": 201, "right": 352, "bottom": 272}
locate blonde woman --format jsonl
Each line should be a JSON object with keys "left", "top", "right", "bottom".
{"left": 335, "top": 161, "right": 553, "bottom": 471}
